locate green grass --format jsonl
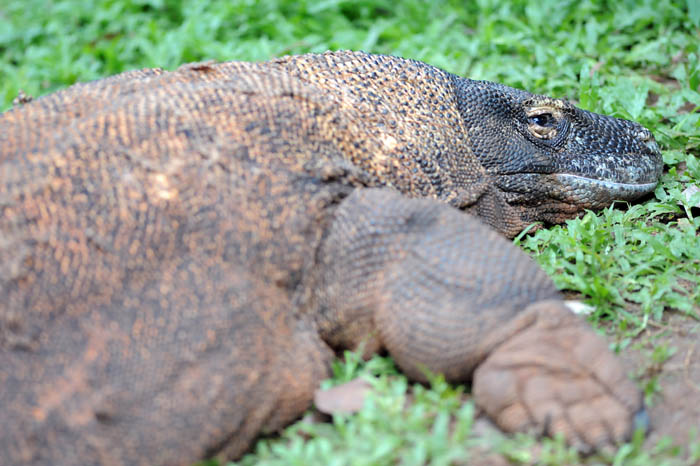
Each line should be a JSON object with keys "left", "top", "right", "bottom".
{"left": 226, "top": 352, "right": 699, "bottom": 466}
{"left": 2, "top": 0, "right": 700, "bottom": 464}
{"left": 225, "top": 352, "right": 583, "bottom": 466}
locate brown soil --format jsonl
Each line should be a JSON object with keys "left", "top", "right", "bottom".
{"left": 621, "top": 312, "right": 700, "bottom": 451}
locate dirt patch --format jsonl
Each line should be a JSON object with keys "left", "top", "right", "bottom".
{"left": 620, "top": 312, "right": 700, "bottom": 449}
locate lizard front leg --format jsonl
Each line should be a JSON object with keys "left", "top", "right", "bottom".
{"left": 308, "top": 188, "right": 644, "bottom": 452}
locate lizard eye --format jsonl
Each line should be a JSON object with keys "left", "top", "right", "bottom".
{"left": 526, "top": 109, "right": 559, "bottom": 139}
{"left": 529, "top": 113, "right": 555, "bottom": 127}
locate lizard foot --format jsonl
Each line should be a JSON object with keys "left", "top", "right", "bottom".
{"left": 473, "top": 300, "right": 645, "bottom": 453}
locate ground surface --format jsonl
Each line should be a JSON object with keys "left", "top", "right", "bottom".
{"left": 2, "top": 0, "right": 699, "bottom": 464}
{"left": 625, "top": 313, "right": 700, "bottom": 454}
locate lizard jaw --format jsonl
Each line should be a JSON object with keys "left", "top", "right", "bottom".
{"left": 554, "top": 173, "right": 659, "bottom": 208}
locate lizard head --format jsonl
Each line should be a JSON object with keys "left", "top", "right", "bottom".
{"left": 453, "top": 78, "right": 663, "bottom": 233}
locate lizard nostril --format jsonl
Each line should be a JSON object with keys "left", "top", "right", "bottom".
{"left": 636, "top": 130, "right": 651, "bottom": 142}
{"left": 645, "top": 139, "right": 660, "bottom": 154}
{"left": 635, "top": 129, "right": 660, "bottom": 154}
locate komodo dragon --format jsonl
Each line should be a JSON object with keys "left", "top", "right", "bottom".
{"left": 0, "top": 50, "right": 662, "bottom": 465}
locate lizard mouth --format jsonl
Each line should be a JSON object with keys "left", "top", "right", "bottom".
{"left": 552, "top": 173, "right": 659, "bottom": 208}
{"left": 494, "top": 171, "right": 660, "bottom": 211}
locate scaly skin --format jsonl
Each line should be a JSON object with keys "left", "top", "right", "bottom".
{"left": 0, "top": 51, "right": 660, "bottom": 465}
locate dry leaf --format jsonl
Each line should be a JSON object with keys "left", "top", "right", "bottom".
{"left": 682, "top": 185, "right": 700, "bottom": 208}
{"left": 314, "top": 378, "right": 373, "bottom": 415}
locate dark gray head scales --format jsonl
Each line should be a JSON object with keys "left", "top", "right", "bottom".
{"left": 453, "top": 77, "right": 663, "bottom": 217}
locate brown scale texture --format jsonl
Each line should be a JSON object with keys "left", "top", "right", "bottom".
{"left": 0, "top": 51, "right": 658, "bottom": 464}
